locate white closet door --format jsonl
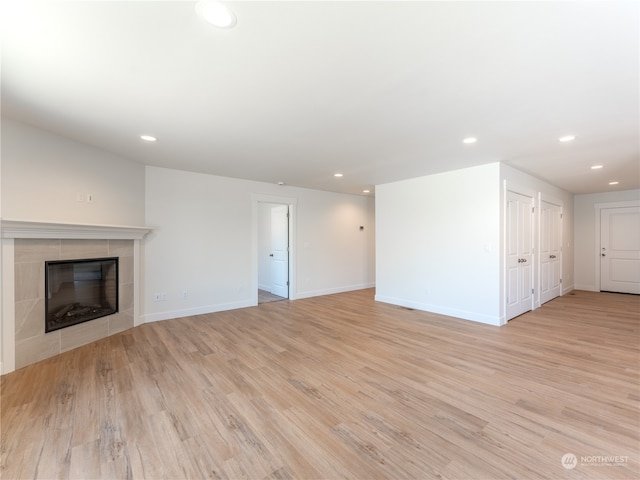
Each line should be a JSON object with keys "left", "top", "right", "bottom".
{"left": 506, "top": 191, "right": 534, "bottom": 321}
{"left": 540, "top": 202, "right": 562, "bottom": 304}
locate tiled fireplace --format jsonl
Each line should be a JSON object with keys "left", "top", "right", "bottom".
{"left": 15, "top": 238, "right": 133, "bottom": 369}
{"left": 1, "top": 220, "right": 151, "bottom": 374}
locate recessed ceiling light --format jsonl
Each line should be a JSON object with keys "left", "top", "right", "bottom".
{"left": 363, "top": 190, "right": 370, "bottom": 193}
{"left": 559, "top": 135, "right": 576, "bottom": 142}
{"left": 591, "top": 165, "right": 603, "bottom": 170}
{"left": 609, "top": 181, "right": 619, "bottom": 185}
{"left": 195, "top": 1, "right": 237, "bottom": 29}
{"left": 462, "top": 137, "right": 477, "bottom": 144}
{"left": 334, "top": 173, "right": 343, "bottom": 178}
{"left": 140, "top": 135, "right": 157, "bottom": 142}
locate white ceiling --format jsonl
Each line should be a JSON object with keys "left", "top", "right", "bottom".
{"left": 2, "top": 1, "right": 638, "bottom": 196}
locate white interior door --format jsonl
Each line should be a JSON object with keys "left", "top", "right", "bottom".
{"left": 601, "top": 206, "right": 640, "bottom": 294}
{"left": 270, "top": 205, "right": 289, "bottom": 298}
{"left": 506, "top": 191, "right": 534, "bottom": 321}
{"left": 540, "top": 201, "right": 562, "bottom": 304}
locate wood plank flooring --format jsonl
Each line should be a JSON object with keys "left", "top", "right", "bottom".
{"left": 258, "top": 290, "right": 287, "bottom": 304}
{"left": 1, "top": 289, "right": 638, "bottom": 479}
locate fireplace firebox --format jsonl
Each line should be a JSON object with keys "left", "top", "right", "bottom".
{"left": 45, "top": 257, "right": 119, "bottom": 333}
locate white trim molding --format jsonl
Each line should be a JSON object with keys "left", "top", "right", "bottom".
{"left": 1, "top": 239, "right": 16, "bottom": 374}
{"left": 0, "top": 219, "right": 153, "bottom": 240}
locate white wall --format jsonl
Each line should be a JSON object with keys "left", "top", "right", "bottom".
{"left": 0, "top": 118, "right": 3, "bottom": 216}
{"left": 376, "top": 162, "right": 575, "bottom": 326}
{"left": 376, "top": 163, "right": 502, "bottom": 325}
{"left": 144, "top": 166, "right": 375, "bottom": 322}
{"left": 574, "top": 189, "right": 640, "bottom": 291}
{"left": 0, "top": 118, "right": 3, "bottom": 372}
{"left": 1, "top": 118, "right": 145, "bottom": 225}
{"left": 295, "top": 188, "right": 375, "bottom": 297}
{"left": 0, "top": 118, "right": 146, "bottom": 374}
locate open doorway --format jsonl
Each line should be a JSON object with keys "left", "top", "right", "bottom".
{"left": 258, "top": 202, "right": 290, "bottom": 303}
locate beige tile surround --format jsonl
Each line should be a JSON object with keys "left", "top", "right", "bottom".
{"left": 14, "top": 239, "right": 134, "bottom": 369}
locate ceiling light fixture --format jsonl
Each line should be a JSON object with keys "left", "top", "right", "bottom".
{"left": 462, "top": 137, "right": 477, "bottom": 144}
{"left": 609, "top": 181, "right": 619, "bottom": 185}
{"left": 559, "top": 135, "right": 576, "bottom": 142}
{"left": 334, "top": 173, "right": 343, "bottom": 178}
{"left": 363, "top": 190, "right": 370, "bottom": 193}
{"left": 140, "top": 135, "right": 157, "bottom": 142}
{"left": 591, "top": 165, "right": 603, "bottom": 170}
{"left": 195, "top": 1, "right": 237, "bottom": 29}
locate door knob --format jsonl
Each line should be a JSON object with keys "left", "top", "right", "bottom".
{"left": 601, "top": 253, "right": 606, "bottom": 257}
{"left": 549, "top": 255, "right": 556, "bottom": 259}
{"left": 269, "top": 253, "right": 274, "bottom": 257}
{"left": 522, "top": 258, "right": 527, "bottom": 263}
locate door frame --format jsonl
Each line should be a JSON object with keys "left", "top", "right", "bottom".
{"left": 251, "top": 193, "right": 297, "bottom": 305}
{"left": 593, "top": 200, "right": 640, "bottom": 292}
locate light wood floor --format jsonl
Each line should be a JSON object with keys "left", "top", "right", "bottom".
{"left": 1, "top": 289, "right": 638, "bottom": 479}
{"left": 258, "top": 290, "right": 287, "bottom": 304}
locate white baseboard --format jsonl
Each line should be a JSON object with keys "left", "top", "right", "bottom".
{"left": 295, "top": 283, "right": 375, "bottom": 300}
{"left": 374, "top": 294, "right": 501, "bottom": 327}
{"left": 138, "top": 284, "right": 376, "bottom": 323}
{"left": 141, "top": 299, "right": 255, "bottom": 323}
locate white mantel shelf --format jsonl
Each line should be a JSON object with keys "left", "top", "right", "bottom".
{"left": 0, "top": 219, "right": 153, "bottom": 240}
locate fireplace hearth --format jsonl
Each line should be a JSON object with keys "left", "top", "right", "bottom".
{"left": 45, "top": 257, "right": 119, "bottom": 333}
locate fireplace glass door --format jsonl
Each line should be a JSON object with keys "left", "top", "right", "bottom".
{"left": 45, "top": 257, "right": 119, "bottom": 332}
